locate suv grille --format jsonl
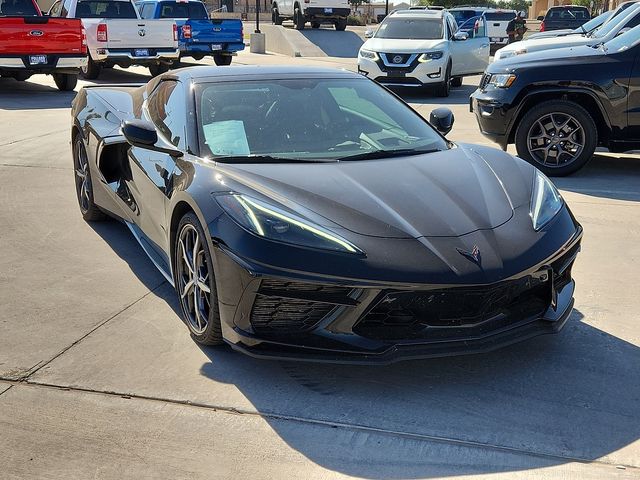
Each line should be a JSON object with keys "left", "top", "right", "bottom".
{"left": 479, "top": 73, "right": 491, "bottom": 89}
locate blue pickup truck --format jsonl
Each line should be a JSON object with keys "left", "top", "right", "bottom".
{"left": 136, "top": 0, "right": 244, "bottom": 65}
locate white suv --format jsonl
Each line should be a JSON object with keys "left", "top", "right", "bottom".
{"left": 358, "top": 10, "right": 489, "bottom": 96}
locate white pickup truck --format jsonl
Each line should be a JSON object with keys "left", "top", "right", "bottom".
{"left": 271, "top": 0, "right": 350, "bottom": 30}
{"left": 48, "top": 0, "right": 179, "bottom": 78}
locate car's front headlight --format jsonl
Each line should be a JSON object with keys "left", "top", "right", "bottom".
{"left": 359, "top": 49, "right": 378, "bottom": 60}
{"left": 418, "top": 51, "right": 444, "bottom": 62}
{"left": 487, "top": 73, "right": 517, "bottom": 88}
{"left": 530, "top": 170, "right": 563, "bottom": 231}
{"left": 216, "top": 194, "right": 363, "bottom": 255}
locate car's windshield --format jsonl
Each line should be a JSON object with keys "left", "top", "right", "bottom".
{"left": 196, "top": 78, "right": 448, "bottom": 161}
{"left": 376, "top": 17, "right": 443, "bottom": 39}
{"left": 450, "top": 9, "right": 480, "bottom": 24}
{"left": 76, "top": 0, "right": 137, "bottom": 18}
{"left": 590, "top": 4, "right": 640, "bottom": 38}
{"left": 484, "top": 12, "right": 515, "bottom": 21}
{"left": 603, "top": 22, "right": 640, "bottom": 52}
{"left": 0, "top": 0, "right": 38, "bottom": 16}
{"left": 546, "top": 7, "right": 589, "bottom": 20}
{"left": 572, "top": 10, "right": 613, "bottom": 32}
{"left": 157, "top": 1, "right": 207, "bottom": 18}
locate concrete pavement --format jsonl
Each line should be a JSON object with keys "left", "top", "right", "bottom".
{"left": 0, "top": 50, "right": 639, "bottom": 479}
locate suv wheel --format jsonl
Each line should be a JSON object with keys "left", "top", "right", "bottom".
{"left": 272, "top": 7, "right": 282, "bottom": 25}
{"left": 335, "top": 18, "right": 347, "bottom": 30}
{"left": 434, "top": 62, "right": 451, "bottom": 97}
{"left": 515, "top": 100, "right": 597, "bottom": 176}
{"left": 294, "top": 6, "right": 305, "bottom": 30}
{"left": 80, "top": 55, "right": 101, "bottom": 80}
{"left": 451, "top": 76, "right": 463, "bottom": 88}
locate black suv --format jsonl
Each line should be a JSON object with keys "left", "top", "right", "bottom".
{"left": 471, "top": 25, "right": 640, "bottom": 176}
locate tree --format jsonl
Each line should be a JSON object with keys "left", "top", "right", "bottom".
{"left": 349, "top": 0, "right": 370, "bottom": 12}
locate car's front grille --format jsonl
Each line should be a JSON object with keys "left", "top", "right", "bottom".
{"left": 354, "top": 275, "right": 550, "bottom": 342}
{"left": 479, "top": 73, "right": 491, "bottom": 89}
{"left": 250, "top": 279, "right": 354, "bottom": 337}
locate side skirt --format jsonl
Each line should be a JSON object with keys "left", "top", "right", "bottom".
{"left": 125, "top": 221, "right": 175, "bottom": 287}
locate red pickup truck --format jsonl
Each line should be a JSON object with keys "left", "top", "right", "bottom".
{"left": 0, "top": 0, "right": 86, "bottom": 91}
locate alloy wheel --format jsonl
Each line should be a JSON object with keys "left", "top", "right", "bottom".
{"left": 527, "top": 112, "right": 585, "bottom": 168}
{"left": 176, "top": 223, "right": 212, "bottom": 335}
{"left": 74, "top": 140, "right": 91, "bottom": 213}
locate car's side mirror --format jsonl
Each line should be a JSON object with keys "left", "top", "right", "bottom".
{"left": 122, "top": 120, "right": 183, "bottom": 157}
{"left": 364, "top": 29, "right": 374, "bottom": 38}
{"left": 453, "top": 31, "right": 468, "bottom": 41}
{"left": 537, "top": 15, "right": 544, "bottom": 21}
{"left": 430, "top": 108, "right": 454, "bottom": 136}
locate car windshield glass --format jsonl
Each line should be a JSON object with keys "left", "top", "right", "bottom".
{"left": 573, "top": 10, "right": 613, "bottom": 32}
{"left": 603, "top": 22, "right": 640, "bottom": 52}
{"left": 484, "top": 12, "right": 515, "bottom": 21}
{"left": 196, "top": 78, "right": 448, "bottom": 161}
{"left": 76, "top": 0, "right": 137, "bottom": 17}
{"left": 0, "top": 0, "right": 39, "bottom": 16}
{"left": 591, "top": 5, "right": 639, "bottom": 38}
{"left": 158, "top": 1, "right": 207, "bottom": 18}
{"left": 547, "top": 7, "right": 589, "bottom": 19}
{"left": 376, "top": 17, "right": 443, "bottom": 39}
{"left": 451, "top": 9, "right": 479, "bottom": 23}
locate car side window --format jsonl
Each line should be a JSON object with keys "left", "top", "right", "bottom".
{"left": 60, "top": 0, "right": 72, "bottom": 16}
{"left": 147, "top": 80, "right": 187, "bottom": 150}
{"left": 48, "top": 0, "right": 62, "bottom": 16}
{"left": 139, "top": 3, "right": 154, "bottom": 18}
{"left": 475, "top": 16, "right": 487, "bottom": 37}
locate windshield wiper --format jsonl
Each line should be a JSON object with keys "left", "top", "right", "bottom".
{"left": 336, "top": 148, "right": 442, "bottom": 162}
{"left": 211, "top": 154, "right": 331, "bottom": 164}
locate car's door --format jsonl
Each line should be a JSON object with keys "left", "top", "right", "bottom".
{"left": 450, "top": 15, "right": 489, "bottom": 75}
{"left": 126, "top": 79, "right": 187, "bottom": 261}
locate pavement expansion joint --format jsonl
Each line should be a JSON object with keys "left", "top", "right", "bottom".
{"left": 7, "top": 379, "right": 638, "bottom": 472}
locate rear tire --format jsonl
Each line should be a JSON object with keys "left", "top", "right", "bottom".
{"left": 53, "top": 73, "right": 77, "bottom": 91}
{"left": 174, "top": 212, "right": 223, "bottom": 346}
{"left": 73, "top": 136, "right": 106, "bottom": 222}
{"left": 148, "top": 63, "right": 169, "bottom": 77}
{"left": 515, "top": 100, "right": 597, "bottom": 176}
{"left": 434, "top": 62, "right": 451, "bottom": 97}
{"left": 80, "top": 55, "right": 101, "bottom": 80}
{"left": 213, "top": 54, "right": 232, "bottom": 66}
{"left": 294, "top": 6, "right": 305, "bottom": 30}
{"left": 335, "top": 18, "right": 347, "bottom": 31}
{"left": 450, "top": 76, "right": 463, "bottom": 88}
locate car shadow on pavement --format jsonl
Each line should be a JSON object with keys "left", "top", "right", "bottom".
{"left": 0, "top": 78, "right": 76, "bottom": 110}
{"left": 554, "top": 152, "right": 640, "bottom": 203}
{"left": 300, "top": 29, "right": 364, "bottom": 58}
{"left": 196, "top": 309, "right": 640, "bottom": 478}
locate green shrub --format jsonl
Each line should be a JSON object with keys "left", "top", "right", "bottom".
{"left": 347, "top": 15, "right": 365, "bottom": 26}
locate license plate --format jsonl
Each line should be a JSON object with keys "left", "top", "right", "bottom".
{"left": 29, "top": 55, "right": 47, "bottom": 65}
{"left": 324, "top": 7, "right": 332, "bottom": 13}
{"left": 491, "top": 37, "right": 501, "bottom": 42}
{"left": 134, "top": 49, "right": 149, "bottom": 57}
{"left": 211, "top": 44, "right": 222, "bottom": 51}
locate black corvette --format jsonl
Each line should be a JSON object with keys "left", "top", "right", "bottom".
{"left": 71, "top": 66, "right": 582, "bottom": 363}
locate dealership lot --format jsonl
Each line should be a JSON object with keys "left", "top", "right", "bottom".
{"left": 1, "top": 49, "right": 639, "bottom": 479}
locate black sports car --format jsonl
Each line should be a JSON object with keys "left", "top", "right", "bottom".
{"left": 71, "top": 66, "right": 582, "bottom": 363}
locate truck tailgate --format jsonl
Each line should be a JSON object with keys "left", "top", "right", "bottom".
{"left": 184, "top": 19, "right": 242, "bottom": 45}
{"left": 0, "top": 17, "right": 84, "bottom": 54}
{"left": 92, "top": 18, "right": 176, "bottom": 48}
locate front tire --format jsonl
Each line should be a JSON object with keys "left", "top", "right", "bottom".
{"left": 53, "top": 73, "right": 78, "bottom": 91}
{"left": 73, "top": 136, "right": 106, "bottom": 222}
{"left": 515, "top": 100, "right": 597, "bottom": 176}
{"left": 80, "top": 55, "right": 101, "bottom": 80}
{"left": 213, "top": 54, "right": 232, "bottom": 66}
{"left": 450, "top": 76, "right": 463, "bottom": 88}
{"left": 434, "top": 62, "right": 451, "bottom": 97}
{"left": 174, "top": 212, "right": 223, "bottom": 346}
{"left": 148, "top": 63, "right": 169, "bottom": 77}
{"left": 294, "top": 6, "right": 305, "bottom": 30}
{"left": 334, "top": 18, "right": 347, "bottom": 31}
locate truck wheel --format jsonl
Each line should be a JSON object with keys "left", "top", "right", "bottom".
{"left": 515, "top": 100, "right": 597, "bottom": 177}
{"left": 213, "top": 54, "right": 232, "bottom": 66}
{"left": 294, "top": 7, "right": 305, "bottom": 30}
{"left": 451, "top": 76, "right": 463, "bottom": 88}
{"left": 311, "top": 21, "right": 320, "bottom": 28}
{"left": 53, "top": 73, "right": 78, "bottom": 91}
{"left": 149, "top": 63, "right": 169, "bottom": 77}
{"left": 434, "top": 62, "right": 451, "bottom": 97}
{"left": 272, "top": 7, "right": 282, "bottom": 25}
{"left": 80, "top": 56, "right": 101, "bottom": 80}
{"left": 335, "top": 18, "right": 347, "bottom": 31}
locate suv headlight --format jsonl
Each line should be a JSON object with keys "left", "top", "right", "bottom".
{"left": 487, "top": 73, "right": 517, "bottom": 88}
{"left": 359, "top": 49, "right": 378, "bottom": 60}
{"left": 418, "top": 51, "right": 444, "bottom": 62}
{"left": 530, "top": 170, "right": 563, "bottom": 231}
{"left": 216, "top": 194, "right": 363, "bottom": 255}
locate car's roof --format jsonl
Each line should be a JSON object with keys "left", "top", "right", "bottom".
{"left": 449, "top": 6, "right": 486, "bottom": 10}
{"left": 390, "top": 9, "right": 444, "bottom": 18}
{"left": 547, "top": 4, "right": 589, "bottom": 8}
{"left": 483, "top": 8, "right": 516, "bottom": 13}
{"left": 168, "top": 65, "right": 361, "bottom": 83}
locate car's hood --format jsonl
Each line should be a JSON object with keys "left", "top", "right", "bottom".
{"left": 498, "top": 34, "right": 590, "bottom": 56}
{"left": 362, "top": 38, "right": 447, "bottom": 53}
{"left": 215, "top": 145, "right": 534, "bottom": 239}
{"left": 490, "top": 44, "right": 603, "bottom": 71}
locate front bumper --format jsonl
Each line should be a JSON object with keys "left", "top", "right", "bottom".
{"left": 0, "top": 54, "right": 87, "bottom": 74}
{"left": 92, "top": 48, "right": 180, "bottom": 65}
{"left": 214, "top": 222, "right": 582, "bottom": 364}
{"left": 358, "top": 54, "right": 447, "bottom": 88}
{"left": 470, "top": 81, "right": 519, "bottom": 149}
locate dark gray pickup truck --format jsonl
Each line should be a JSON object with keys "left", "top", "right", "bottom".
{"left": 539, "top": 5, "right": 590, "bottom": 32}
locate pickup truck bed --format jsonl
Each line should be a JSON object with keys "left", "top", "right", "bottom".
{"left": 0, "top": 0, "right": 86, "bottom": 91}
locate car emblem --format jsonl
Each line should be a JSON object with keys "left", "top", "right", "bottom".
{"left": 138, "top": 29, "right": 146, "bottom": 37}
{"left": 392, "top": 55, "right": 403, "bottom": 64}
{"left": 29, "top": 30, "right": 44, "bottom": 37}
{"left": 213, "top": 27, "right": 221, "bottom": 32}
{"left": 457, "top": 245, "right": 481, "bottom": 266}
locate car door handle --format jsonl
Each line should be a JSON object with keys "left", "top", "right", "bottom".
{"left": 481, "top": 43, "right": 489, "bottom": 47}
